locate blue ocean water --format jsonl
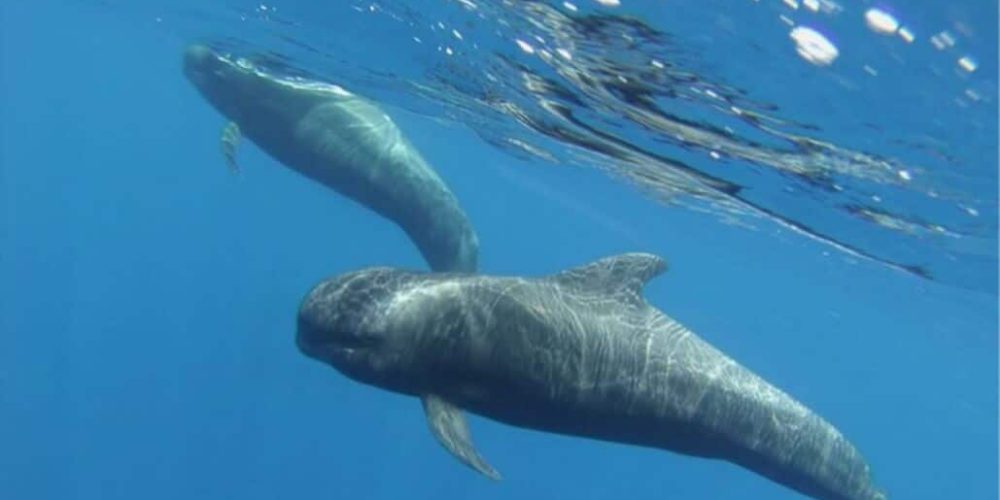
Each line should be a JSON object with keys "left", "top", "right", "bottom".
{"left": 1, "top": 1, "right": 996, "bottom": 499}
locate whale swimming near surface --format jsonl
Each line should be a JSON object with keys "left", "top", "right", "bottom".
{"left": 182, "top": 44, "right": 479, "bottom": 273}
{"left": 296, "top": 253, "right": 886, "bottom": 500}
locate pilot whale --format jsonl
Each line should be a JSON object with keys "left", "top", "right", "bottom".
{"left": 182, "top": 44, "right": 478, "bottom": 273}
{"left": 296, "top": 253, "right": 886, "bottom": 500}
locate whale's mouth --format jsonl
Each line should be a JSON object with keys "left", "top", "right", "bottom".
{"left": 304, "top": 335, "right": 383, "bottom": 366}
{"left": 297, "top": 323, "right": 384, "bottom": 361}
{"left": 332, "top": 333, "right": 383, "bottom": 351}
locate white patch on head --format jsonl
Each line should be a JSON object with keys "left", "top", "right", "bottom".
{"left": 384, "top": 281, "right": 462, "bottom": 317}
{"left": 217, "top": 52, "right": 355, "bottom": 97}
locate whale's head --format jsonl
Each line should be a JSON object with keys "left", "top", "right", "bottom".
{"left": 182, "top": 43, "right": 323, "bottom": 126}
{"left": 182, "top": 44, "right": 254, "bottom": 121}
{"left": 296, "top": 268, "right": 433, "bottom": 394}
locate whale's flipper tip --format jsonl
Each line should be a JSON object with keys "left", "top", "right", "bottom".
{"left": 220, "top": 121, "right": 242, "bottom": 176}
{"left": 421, "top": 394, "right": 501, "bottom": 481}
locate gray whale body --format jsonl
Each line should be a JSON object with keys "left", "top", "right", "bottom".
{"left": 297, "top": 253, "right": 885, "bottom": 500}
{"left": 182, "top": 44, "right": 478, "bottom": 273}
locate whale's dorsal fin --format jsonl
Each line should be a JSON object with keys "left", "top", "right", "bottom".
{"left": 550, "top": 253, "right": 667, "bottom": 302}
{"left": 421, "top": 394, "right": 501, "bottom": 481}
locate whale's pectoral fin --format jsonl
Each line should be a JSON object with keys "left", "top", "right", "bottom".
{"left": 550, "top": 253, "right": 667, "bottom": 304}
{"left": 220, "top": 121, "right": 242, "bottom": 175}
{"left": 421, "top": 394, "right": 501, "bottom": 480}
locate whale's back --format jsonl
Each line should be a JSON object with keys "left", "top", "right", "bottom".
{"left": 439, "top": 258, "right": 884, "bottom": 500}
